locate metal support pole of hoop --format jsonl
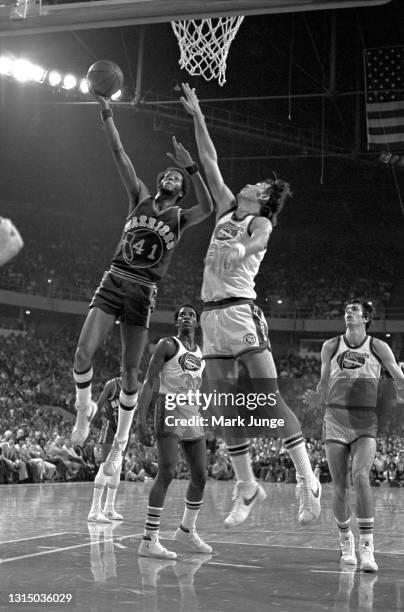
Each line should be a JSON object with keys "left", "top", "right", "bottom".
{"left": 171, "top": 16, "right": 244, "bottom": 87}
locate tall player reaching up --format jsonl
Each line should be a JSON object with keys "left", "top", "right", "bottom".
{"left": 304, "top": 299, "right": 404, "bottom": 572}
{"left": 180, "top": 83, "right": 321, "bottom": 528}
{"left": 71, "top": 90, "right": 213, "bottom": 481}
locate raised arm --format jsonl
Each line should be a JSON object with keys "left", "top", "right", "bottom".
{"left": 180, "top": 83, "right": 235, "bottom": 216}
{"left": 166, "top": 136, "right": 213, "bottom": 228}
{"left": 95, "top": 93, "right": 140, "bottom": 206}
{"left": 135, "top": 338, "right": 176, "bottom": 445}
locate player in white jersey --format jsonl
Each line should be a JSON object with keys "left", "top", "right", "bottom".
{"left": 180, "top": 83, "right": 321, "bottom": 529}
{"left": 304, "top": 299, "right": 404, "bottom": 572}
{"left": 136, "top": 305, "right": 212, "bottom": 559}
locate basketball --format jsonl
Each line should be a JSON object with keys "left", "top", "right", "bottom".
{"left": 86, "top": 60, "right": 124, "bottom": 98}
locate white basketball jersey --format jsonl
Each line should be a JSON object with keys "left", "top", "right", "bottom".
{"left": 159, "top": 337, "right": 205, "bottom": 396}
{"left": 328, "top": 335, "right": 381, "bottom": 408}
{"left": 201, "top": 210, "right": 269, "bottom": 301}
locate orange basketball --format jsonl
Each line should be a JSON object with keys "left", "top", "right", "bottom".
{"left": 86, "top": 60, "right": 124, "bottom": 98}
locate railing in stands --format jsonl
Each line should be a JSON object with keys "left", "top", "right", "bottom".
{"left": 1, "top": 276, "right": 403, "bottom": 320}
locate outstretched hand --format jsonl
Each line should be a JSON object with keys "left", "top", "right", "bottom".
{"left": 180, "top": 83, "right": 203, "bottom": 116}
{"left": 88, "top": 84, "right": 111, "bottom": 108}
{"left": 166, "top": 136, "right": 194, "bottom": 168}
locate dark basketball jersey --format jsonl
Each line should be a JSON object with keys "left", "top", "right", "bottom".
{"left": 110, "top": 190, "right": 183, "bottom": 287}
{"left": 98, "top": 378, "right": 122, "bottom": 444}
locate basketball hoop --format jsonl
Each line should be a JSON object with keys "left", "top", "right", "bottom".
{"left": 171, "top": 16, "right": 244, "bottom": 87}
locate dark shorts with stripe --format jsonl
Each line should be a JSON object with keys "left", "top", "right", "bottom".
{"left": 201, "top": 298, "right": 270, "bottom": 359}
{"left": 90, "top": 270, "right": 156, "bottom": 328}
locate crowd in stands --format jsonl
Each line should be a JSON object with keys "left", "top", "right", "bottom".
{"left": 1, "top": 329, "right": 403, "bottom": 486}
{"left": 0, "top": 206, "right": 399, "bottom": 318}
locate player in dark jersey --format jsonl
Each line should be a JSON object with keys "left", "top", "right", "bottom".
{"left": 88, "top": 377, "right": 123, "bottom": 523}
{"left": 136, "top": 305, "right": 212, "bottom": 559}
{"left": 71, "top": 90, "right": 213, "bottom": 478}
{"left": 304, "top": 299, "right": 404, "bottom": 572}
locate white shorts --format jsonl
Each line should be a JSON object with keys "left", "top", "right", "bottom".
{"left": 201, "top": 299, "right": 270, "bottom": 359}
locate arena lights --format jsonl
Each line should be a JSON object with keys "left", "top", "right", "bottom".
{"left": 62, "top": 74, "right": 77, "bottom": 90}
{"left": 48, "top": 70, "right": 62, "bottom": 87}
{"left": 0, "top": 54, "right": 126, "bottom": 100}
{"left": 79, "top": 78, "right": 89, "bottom": 94}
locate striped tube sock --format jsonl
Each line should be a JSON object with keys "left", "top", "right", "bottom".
{"left": 181, "top": 498, "right": 203, "bottom": 532}
{"left": 144, "top": 506, "right": 162, "bottom": 539}
{"left": 358, "top": 517, "right": 374, "bottom": 546}
{"left": 283, "top": 433, "right": 315, "bottom": 481}
{"left": 116, "top": 389, "right": 138, "bottom": 441}
{"left": 227, "top": 442, "right": 255, "bottom": 483}
{"left": 335, "top": 516, "right": 352, "bottom": 539}
{"left": 73, "top": 366, "right": 93, "bottom": 406}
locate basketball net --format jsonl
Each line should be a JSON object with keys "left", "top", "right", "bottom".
{"left": 171, "top": 16, "right": 244, "bottom": 87}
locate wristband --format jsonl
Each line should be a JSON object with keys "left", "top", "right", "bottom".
{"left": 101, "top": 108, "right": 113, "bottom": 121}
{"left": 184, "top": 162, "right": 199, "bottom": 175}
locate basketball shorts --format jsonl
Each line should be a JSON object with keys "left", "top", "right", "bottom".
{"left": 90, "top": 270, "right": 155, "bottom": 328}
{"left": 323, "top": 406, "right": 378, "bottom": 447}
{"left": 154, "top": 394, "right": 205, "bottom": 442}
{"left": 201, "top": 299, "right": 270, "bottom": 359}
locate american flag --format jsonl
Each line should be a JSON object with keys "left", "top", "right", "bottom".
{"left": 364, "top": 46, "right": 404, "bottom": 150}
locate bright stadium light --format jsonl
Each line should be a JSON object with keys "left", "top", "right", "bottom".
{"left": 111, "top": 89, "right": 122, "bottom": 100}
{"left": 79, "top": 78, "right": 89, "bottom": 94}
{"left": 31, "top": 64, "right": 47, "bottom": 83}
{"left": 0, "top": 56, "right": 12, "bottom": 75}
{"left": 48, "top": 70, "right": 62, "bottom": 87}
{"left": 63, "top": 74, "right": 77, "bottom": 90}
{"left": 11, "top": 59, "right": 35, "bottom": 82}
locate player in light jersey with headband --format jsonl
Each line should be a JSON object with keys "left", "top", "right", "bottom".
{"left": 180, "top": 83, "right": 321, "bottom": 528}
{"left": 304, "top": 299, "right": 404, "bottom": 572}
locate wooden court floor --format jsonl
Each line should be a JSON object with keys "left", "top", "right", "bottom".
{"left": 1, "top": 480, "right": 403, "bottom": 612}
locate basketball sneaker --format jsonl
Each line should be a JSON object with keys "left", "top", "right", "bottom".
{"left": 103, "top": 437, "right": 126, "bottom": 477}
{"left": 174, "top": 526, "right": 212, "bottom": 554}
{"left": 138, "top": 534, "right": 177, "bottom": 560}
{"left": 296, "top": 476, "right": 322, "bottom": 525}
{"left": 339, "top": 533, "right": 357, "bottom": 566}
{"left": 104, "top": 509, "right": 123, "bottom": 521}
{"left": 359, "top": 541, "right": 378, "bottom": 572}
{"left": 224, "top": 481, "right": 267, "bottom": 528}
{"left": 71, "top": 400, "right": 98, "bottom": 446}
{"left": 87, "top": 509, "right": 112, "bottom": 523}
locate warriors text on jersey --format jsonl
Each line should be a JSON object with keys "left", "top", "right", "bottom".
{"left": 159, "top": 337, "right": 205, "bottom": 397}
{"left": 201, "top": 210, "right": 269, "bottom": 302}
{"left": 98, "top": 378, "right": 122, "bottom": 444}
{"left": 110, "top": 194, "right": 183, "bottom": 287}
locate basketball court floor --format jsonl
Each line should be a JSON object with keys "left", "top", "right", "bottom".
{"left": 1, "top": 480, "right": 403, "bottom": 611}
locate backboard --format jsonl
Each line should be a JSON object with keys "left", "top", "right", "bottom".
{"left": 0, "top": 0, "right": 391, "bottom": 37}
